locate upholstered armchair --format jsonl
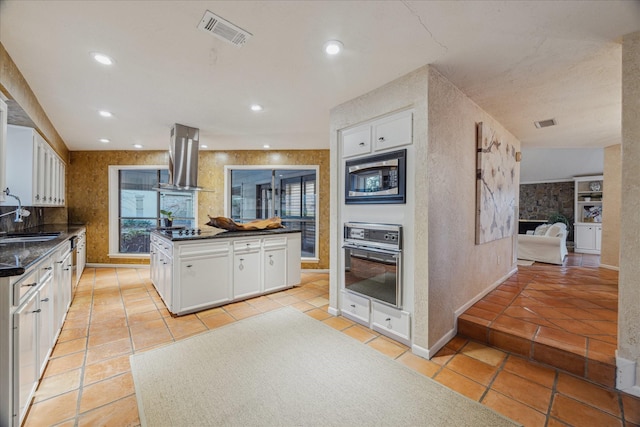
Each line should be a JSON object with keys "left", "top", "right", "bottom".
{"left": 517, "top": 222, "right": 568, "bottom": 265}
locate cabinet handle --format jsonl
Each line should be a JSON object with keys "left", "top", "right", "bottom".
{"left": 378, "top": 136, "right": 385, "bottom": 141}
{"left": 358, "top": 142, "right": 365, "bottom": 146}
{"left": 385, "top": 317, "right": 391, "bottom": 321}
{"left": 186, "top": 264, "right": 193, "bottom": 268}
{"left": 350, "top": 304, "right": 356, "bottom": 308}
{"left": 32, "top": 309, "right": 41, "bottom": 314}
{"left": 43, "top": 267, "right": 53, "bottom": 271}
{"left": 238, "top": 259, "right": 244, "bottom": 271}
{"left": 22, "top": 282, "right": 37, "bottom": 287}
{"left": 35, "top": 194, "right": 40, "bottom": 201}
{"left": 41, "top": 297, "right": 49, "bottom": 302}
{"left": 64, "top": 268, "right": 70, "bottom": 271}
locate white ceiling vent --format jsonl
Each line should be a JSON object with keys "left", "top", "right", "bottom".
{"left": 198, "top": 10, "right": 252, "bottom": 48}
{"left": 534, "top": 118, "right": 557, "bottom": 129}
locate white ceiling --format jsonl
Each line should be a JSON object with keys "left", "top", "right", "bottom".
{"left": 1, "top": 1, "right": 639, "bottom": 152}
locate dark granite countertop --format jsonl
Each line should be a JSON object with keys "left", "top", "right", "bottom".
{"left": 152, "top": 227, "right": 301, "bottom": 242}
{"left": 0, "top": 224, "right": 86, "bottom": 278}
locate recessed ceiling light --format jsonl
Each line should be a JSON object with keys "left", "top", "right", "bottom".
{"left": 99, "top": 138, "right": 110, "bottom": 143}
{"left": 200, "top": 144, "right": 208, "bottom": 149}
{"left": 99, "top": 110, "right": 113, "bottom": 118}
{"left": 251, "top": 104, "right": 263, "bottom": 112}
{"left": 263, "top": 144, "right": 270, "bottom": 149}
{"left": 92, "top": 52, "right": 113, "bottom": 65}
{"left": 323, "top": 40, "right": 343, "bottom": 55}
{"left": 133, "top": 144, "right": 143, "bottom": 149}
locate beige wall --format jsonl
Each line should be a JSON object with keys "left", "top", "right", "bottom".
{"left": 619, "top": 31, "right": 640, "bottom": 391}
{"left": 329, "top": 65, "right": 519, "bottom": 352}
{"left": 68, "top": 150, "right": 330, "bottom": 269}
{"left": 0, "top": 42, "right": 69, "bottom": 161}
{"left": 601, "top": 144, "right": 621, "bottom": 268}
{"left": 427, "top": 67, "right": 520, "bottom": 347}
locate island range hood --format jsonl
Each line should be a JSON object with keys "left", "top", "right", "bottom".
{"left": 158, "top": 123, "right": 201, "bottom": 191}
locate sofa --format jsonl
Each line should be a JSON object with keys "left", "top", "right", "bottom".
{"left": 517, "top": 222, "right": 568, "bottom": 265}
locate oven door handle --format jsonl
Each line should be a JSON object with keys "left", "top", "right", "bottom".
{"left": 342, "top": 244, "right": 401, "bottom": 257}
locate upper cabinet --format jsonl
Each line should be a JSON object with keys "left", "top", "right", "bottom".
{"left": 0, "top": 99, "right": 7, "bottom": 201}
{"left": 2, "top": 125, "right": 66, "bottom": 207}
{"left": 341, "top": 109, "right": 413, "bottom": 158}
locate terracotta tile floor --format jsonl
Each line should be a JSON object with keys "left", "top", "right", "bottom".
{"left": 458, "top": 252, "right": 620, "bottom": 388}
{"left": 24, "top": 265, "right": 640, "bottom": 427}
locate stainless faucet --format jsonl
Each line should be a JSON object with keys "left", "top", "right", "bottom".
{"left": 2, "top": 188, "right": 24, "bottom": 222}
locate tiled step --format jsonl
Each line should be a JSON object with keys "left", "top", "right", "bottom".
{"left": 457, "top": 266, "right": 618, "bottom": 389}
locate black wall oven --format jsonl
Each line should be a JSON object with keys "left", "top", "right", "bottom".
{"left": 343, "top": 222, "right": 402, "bottom": 308}
{"left": 345, "top": 149, "right": 406, "bottom": 204}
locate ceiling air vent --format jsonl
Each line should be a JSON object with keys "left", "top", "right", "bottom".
{"left": 197, "top": 10, "right": 252, "bottom": 48}
{"left": 534, "top": 118, "right": 557, "bottom": 129}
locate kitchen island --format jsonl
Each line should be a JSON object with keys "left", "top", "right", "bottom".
{"left": 150, "top": 228, "right": 301, "bottom": 316}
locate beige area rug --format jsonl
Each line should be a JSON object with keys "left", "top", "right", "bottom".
{"left": 130, "top": 307, "right": 520, "bottom": 427}
{"left": 517, "top": 259, "right": 535, "bottom": 266}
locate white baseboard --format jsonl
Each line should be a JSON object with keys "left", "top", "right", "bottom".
{"left": 86, "top": 263, "right": 149, "bottom": 269}
{"left": 302, "top": 268, "right": 330, "bottom": 273}
{"left": 616, "top": 352, "right": 640, "bottom": 396}
{"left": 411, "top": 343, "right": 431, "bottom": 360}
{"left": 599, "top": 264, "right": 619, "bottom": 271}
{"left": 327, "top": 306, "right": 340, "bottom": 316}
{"left": 454, "top": 267, "right": 517, "bottom": 318}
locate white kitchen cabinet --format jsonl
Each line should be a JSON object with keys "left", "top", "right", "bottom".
{"left": 178, "top": 242, "right": 231, "bottom": 312}
{"left": 342, "top": 125, "right": 371, "bottom": 158}
{"left": 2, "top": 125, "right": 66, "bottom": 207}
{"left": 150, "top": 232, "right": 302, "bottom": 316}
{"left": 340, "top": 109, "right": 413, "bottom": 159}
{"left": 36, "top": 272, "right": 54, "bottom": 376}
{"left": 371, "top": 301, "right": 411, "bottom": 345}
{"left": 574, "top": 223, "right": 602, "bottom": 253}
{"left": 76, "top": 231, "right": 86, "bottom": 283}
{"left": 263, "top": 237, "right": 287, "bottom": 293}
{"left": 373, "top": 110, "right": 413, "bottom": 151}
{"left": 54, "top": 246, "right": 72, "bottom": 332}
{"left": 13, "top": 292, "right": 38, "bottom": 425}
{"left": 340, "top": 290, "right": 371, "bottom": 325}
{"left": 232, "top": 239, "right": 262, "bottom": 299}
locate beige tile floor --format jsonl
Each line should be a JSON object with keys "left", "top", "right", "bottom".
{"left": 23, "top": 268, "right": 640, "bottom": 427}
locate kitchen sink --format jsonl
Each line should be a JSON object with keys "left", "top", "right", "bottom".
{"left": 0, "top": 232, "right": 61, "bottom": 243}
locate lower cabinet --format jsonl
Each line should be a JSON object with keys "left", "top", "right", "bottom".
{"left": 150, "top": 232, "right": 302, "bottom": 316}
{"left": 232, "top": 239, "right": 262, "bottom": 300}
{"left": 340, "top": 292, "right": 411, "bottom": 345}
{"left": 179, "top": 242, "right": 231, "bottom": 311}
{"left": 574, "top": 223, "right": 602, "bottom": 254}
{"left": 13, "top": 293, "right": 38, "bottom": 424}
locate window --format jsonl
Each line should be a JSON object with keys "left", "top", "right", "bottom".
{"left": 108, "top": 166, "right": 197, "bottom": 258}
{"left": 226, "top": 166, "right": 318, "bottom": 259}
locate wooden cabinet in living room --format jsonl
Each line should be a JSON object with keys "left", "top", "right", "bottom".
{"left": 573, "top": 175, "right": 603, "bottom": 254}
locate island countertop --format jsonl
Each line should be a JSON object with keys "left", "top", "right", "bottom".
{"left": 152, "top": 227, "right": 301, "bottom": 242}
{"left": 0, "top": 224, "right": 86, "bottom": 278}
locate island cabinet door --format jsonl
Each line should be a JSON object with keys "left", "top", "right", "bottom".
{"left": 263, "top": 242, "right": 287, "bottom": 294}
{"left": 232, "top": 239, "right": 262, "bottom": 300}
{"left": 178, "top": 249, "right": 231, "bottom": 313}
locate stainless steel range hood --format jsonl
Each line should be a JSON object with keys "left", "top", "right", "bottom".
{"left": 158, "top": 123, "right": 201, "bottom": 191}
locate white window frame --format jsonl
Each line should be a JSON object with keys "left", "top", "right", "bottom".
{"left": 224, "top": 164, "right": 319, "bottom": 262}
{"left": 108, "top": 165, "right": 198, "bottom": 258}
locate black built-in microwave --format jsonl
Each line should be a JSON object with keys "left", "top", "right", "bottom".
{"left": 344, "top": 149, "right": 406, "bottom": 204}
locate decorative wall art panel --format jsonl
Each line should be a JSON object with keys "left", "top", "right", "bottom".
{"left": 476, "top": 122, "right": 517, "bottom": 244}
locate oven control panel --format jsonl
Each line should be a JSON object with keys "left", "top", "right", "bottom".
{"left": 344, "top": 222, "right": 402, "bottom": 250}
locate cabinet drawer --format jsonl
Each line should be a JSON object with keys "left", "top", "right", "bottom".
{"left": 233, "top": 239, "right": 261, "bottom": 252}
{"left": 263, "top": 237, "right": 287, "bottom": 248}
{"left": 341, "top": 291, "right": 370, "bottom": 325}
{"left": 342, "top": 125, "right": 371, "bottom": 158}
{"left": 13, "top": 270, "right": 39, "bottom": 306}
{"left": 179, "top": 241, "right": 229, "bottom": 257}
{"left": 373, "top": 111, "right": 412, "bottom": 151}
{"left": 371, "top": 301, "right": 410, "bottom": 344}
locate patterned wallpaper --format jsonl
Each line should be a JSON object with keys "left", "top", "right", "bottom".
{"left": 67, "top": 150, "right": 330, "bottom": 269}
